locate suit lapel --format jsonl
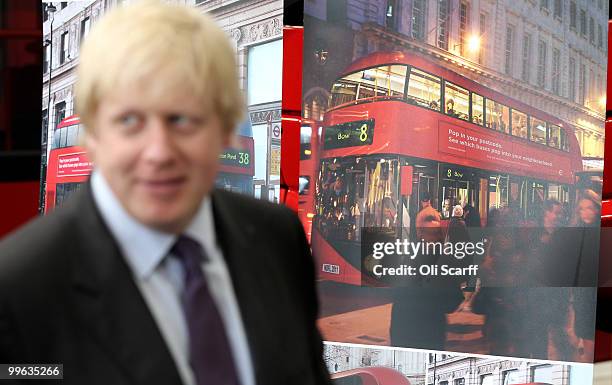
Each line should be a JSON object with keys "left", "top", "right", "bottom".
{"left": 211, "top": 190, "right": 285, "bottom": 385}
{"left": 69, "top": 185, "right": 182, "bottom": 385}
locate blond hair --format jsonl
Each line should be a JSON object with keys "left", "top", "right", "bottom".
{"left": 75, "top": 0, "right": 243, "bottom": 134}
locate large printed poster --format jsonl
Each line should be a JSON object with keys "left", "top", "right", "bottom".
{"left": 41, "top": 0, "right": 283, "bottom": 212}
{"left": 300, "top": 0, "right": 608, "bottom": 381}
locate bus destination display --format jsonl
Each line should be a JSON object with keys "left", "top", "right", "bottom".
{"left": 219, "top": 148, "right": 251, "bottom": 168}
{"left": 324, "top": 119, "right": 374, "bottom": 150}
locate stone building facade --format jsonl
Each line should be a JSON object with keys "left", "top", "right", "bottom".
{"left": 324, "top": 344, "right": 427, "bottom": 385}
{"left": 426, "top": 353, "right": 592, "bottom": 385}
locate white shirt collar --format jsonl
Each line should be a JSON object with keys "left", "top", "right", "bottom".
{"left": 90, "top": 171, "right": 216, "bottom": 280}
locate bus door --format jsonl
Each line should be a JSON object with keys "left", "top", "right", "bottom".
{"left": 439, "top": 164, "right": 476, "bottom": 219}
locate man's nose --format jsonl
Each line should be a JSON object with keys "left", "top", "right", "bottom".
{"left": 141, "top": 119, "right": 177, "bottom": 165}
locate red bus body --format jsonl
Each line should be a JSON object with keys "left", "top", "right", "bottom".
{"left": 45, "top": 116, "right": 255, "bottom": 213}
{"left": 331, "top": 367, "right": 410, "bottom": 385}
{"left": 298, "top": 119, "right": 320, "bottom": 241}
{"left": 311, "top": 51, "right": 583, "bottom": 285}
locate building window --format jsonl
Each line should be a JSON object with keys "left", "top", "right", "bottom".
{"left": 598, "top": 24, "right": 603, "bottom": 49}
{"left": 60, "top": 2, "right": 68, "bottom": 10}
{"left": 552, "top": 48, "right": 560, "bottom": 95}
{"left": 569, "top": 2, "right": 577, "bottom": 29}
{"left": 553, "top": 0, "right": 562, "bottom": 19}
{"left": 81, "top": 17, "right": 91, "bottom": 43}
{"left": 537, "top": 40, "right": 547, "bottom": 88}
{"left": 479, "top": 13, "right": 486, "bottom": 64}
{"left": 504, "top": 25, "right": 514, "bottom": 75}
{"left": 60, "top": 31, "right": 69, "bottom": 64}
{"left": 42, "top": 110, "right": 48, "bottom": 138}
{"left": 455, "top": 379, "right": 465, "bottom": 385}
{"left": 385, "top": 0, "right": 399, "bottom": 29}
{"left": 521, "top": 33, "right": 531, "bottom": 82}
{"left": 531, "top": 365, "right": 553, "bottom": 382}
{"left": 459, "top": 1, "right": 469, "bottom": 55}
{"left": 43, "top": 44, "right": 50, "bottom": 73}
{"left": 569, "top": 57, "right": 576, "bottom": 101}
{"left": 411, "top": 0, "right": 426, "bottom": 41}
{"left": 589, "top": 16, "right": 595, "bottom": 44}
{"left": 540, "top": 0, "right": 549, "bottom": 10}
{"left": 580, "top": 9, "right": 587, "bottom": 37}
{"left": 54, "top": 101, "right": 66, "bottom": 130}
{"left": 579, "top": 63, "right": 586, "bottom": 105}
{"left": 437, "top": 0, "right": 450, "bottom": 50}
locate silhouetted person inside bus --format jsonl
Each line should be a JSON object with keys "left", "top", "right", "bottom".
{"left": 0, "top": 3, "right": 330, "bottom": 385}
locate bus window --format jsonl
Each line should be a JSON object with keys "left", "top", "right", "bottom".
{"left": 59, "top": 126, "right": 68, "bottom": 148}
{"left": 528, "top": 181, "right": 545, "bottom": 218}
{"left": 548, "top": 183, "right": 569, "bottom": 203}
{"left": 471, "top": 92, "right": 484, "bottom": 125}
{"left": 531, "top": 364, "right": 553, "bottom": 382}
{"left": 53, "top": 129, "right": 61, "bottom": 149}
{"left": 560, "top": 128, "right": 569, "bottom": 151}
{"left": 511, "top": 110, "right": 528, "bottom": 139}
{"left": 485, "top": 100, "right": 509, "bottom": 133}
{"left": 444, "top": 81, "right": 469, "bottom": 121}
{"left": 66, "top": 124, "right": 79, "bottom": 147}
{"left": 374, "top": 65, "right": 407, "bottom": 97}
{"left": 330, "top": 78, "right": 358, "bottom": 108}
{"left": 530, "top": 117, "right": 547, "bottom": 145}
{"left": 299, "top": 176, "right": 311, "bottom": 195}
{"left": 300, "top": 125, "right": 312, "bottom": 160}
{"left": 407, "top": 67, "right": 441, "bottom": 111}
{"left": 489, "top": 174, "right": 509, "bottom": 210}
{"left": 548, "top": 123, "right": 561, "bottom": 149}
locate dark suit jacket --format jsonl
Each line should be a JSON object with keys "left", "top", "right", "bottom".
{"left": 0, "top": 185, "right": 331, "bottom": 385}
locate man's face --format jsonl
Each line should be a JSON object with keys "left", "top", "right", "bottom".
{"left": 85, "top": 85, "right": 229, "bottom": 233}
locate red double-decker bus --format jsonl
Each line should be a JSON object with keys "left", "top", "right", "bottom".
{"left": 298, "top": 118, "right": 321, "bottom": 241}
{"left": 311, "top": 51, "right": 583, "bottom": 284}
{"left": 45, "top": 116, "right": 255, "bottom": 213}
{"left": 331, "top": 367, "right": 410, "bottom": 385}
{"left": 45, "top": 115, "right": 91, "bottom": 213}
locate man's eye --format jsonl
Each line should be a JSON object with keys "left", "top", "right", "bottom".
{"left": 117, "top": 114, "right": 141, "bottom": 128}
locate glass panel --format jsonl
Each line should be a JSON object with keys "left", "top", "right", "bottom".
{"left": 485, "top": 100, "right": 509, "bottom": 133}
{"left": 529, "top": 181, "right": 546, "bottom": 218}
{"left": 532, "top": 365, "right": 553, "bottom": 382}
{"left": 471, "top": 93, "right": 484, "bottom": 125}
{"left": 66, "top": 124, "right": 79, "bottom": 147}
{"left": 511, "top": 110, "right": 528, "bottom": 139}
{"left": 445, "top": 81, "right": 469, "bottom": 121}
{"left": 407, "top": 68, "right": 441, "bottom": 111}
{"left": 481, "top": 374, "right": 494, "bottom": 385}
{"left": 530, "top": 117, "right": 547, "bottom": 145}
{"left": 59, "top": 127, "right": 68, "bottom": 148}
{"left": 330, "top": 80, "right": 358, "bottom": 108}
{"left": 548, "top": 183, "right": 569, "bottom": 203}
{"left": 560, "top": 128, "right": 569, "bottom": 151}
{"left": 53, "top": 129, "right": 61, "bottom": 149}
{"left": 299, "top": 176, "right": 310, "bottom": 195}
{"left": 370, "top": 65, "right": 406, "bottom": 97}
{"left": 300, "top": 125, "right": 312, "bottom": 160}
{"left": 548, "top": 123, "right": 561, "bottom": 149}
{"left": 489, "top": 174, "right": 509, "bottom": 210}
{"left": 317, "top": 157, "right": 399, "bottom": 242}
{"left": 502, "top": 370, "right": 521, "bottom": 385}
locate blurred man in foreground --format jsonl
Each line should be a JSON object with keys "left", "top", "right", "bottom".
{"left": 0, "top": 2, "right": 330, "bottom": 385}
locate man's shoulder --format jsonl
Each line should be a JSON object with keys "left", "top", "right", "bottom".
{"left": 0, "top": 201, "right": 79, "bottom": 285}
{"left": 212, "top": 188, "right": 297, "bottom": 225}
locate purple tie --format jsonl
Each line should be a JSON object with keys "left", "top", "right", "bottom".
{"left": 171, "top": 235, "right": 241, "bottom": 385}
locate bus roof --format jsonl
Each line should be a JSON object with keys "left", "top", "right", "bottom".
{"left": 339, "top": 51, "right": 575, "bottom": 133}
{"left": 331, "top": 367, "right": 410, "bottom": 385}
{"left": 56, "top": 115, "right": 81, "bottom": 130}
